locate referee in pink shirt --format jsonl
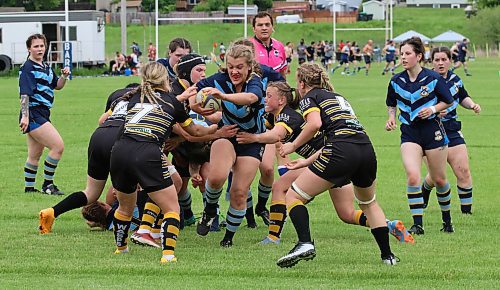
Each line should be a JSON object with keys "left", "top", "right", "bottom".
{"left": 250, "top": 12, "right": 288, "bottom": 78}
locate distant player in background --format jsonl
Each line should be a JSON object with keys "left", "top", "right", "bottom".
{"left": 296, "top": 39, "right": 307, "bottom": 65}
{"left": 19, "top": 33, "right": 70, "bottom": 196}
{"left": 451, "top": 38, "right": 472, "bottom": 76}
{"left": 148, "top": 42, "right": 157, "bottom": 61}
{"left": 359, "top": 39, "right": 373, "bottom": 76}
{"left": 219, "top": 42, "right": 226, "bottom": 62}
{"left": 382, "top": 40, "right": 396, "bottom": 75}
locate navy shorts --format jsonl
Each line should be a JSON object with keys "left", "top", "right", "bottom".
{"left": 110, "top": 136, "right": 173, "bottom": 194}
{"left": 457, "top": 55, "right": 466, "bottom": 63}
{"left": 20, "top": 106, "right": 50, "bottom": 133}
{"left": 400, "top": 118, "right": 449, "bottom": 150}
{"left": 87, "top": 126, "right": 122, "bottom": 180}
{"left": 364, "top": 55, "right": 371, "bottom": 64}
{"left": 443, "top": 120, "right": 466, "bottom": 148}
{"left": 386, "top": 56, "right": 394, "bottom": 63}
{"left": 228, "top": 137, "right": 264, "bottom": 161}
{"left": 309, "top": 141, "right": 377, "bottom": 188}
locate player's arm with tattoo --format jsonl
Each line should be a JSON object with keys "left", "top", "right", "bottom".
{"left": 19, "top": 95, "right": 29, "bottom": 132}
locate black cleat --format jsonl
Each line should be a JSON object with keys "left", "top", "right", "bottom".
{"left": 382, "top": 254, "right": 400, "bottom": 265}
{"left": 461, "top": 210, "right": 472, "bottom": 215}
{"left": 277, "top": 241, "right": 316, "bottom": 268}
{"left": 255, "top": 208, "right": 270, "bottom": 226}
{"left": 247, "top": 220, "right": 258, "bottom": 229}
{"left": 25, "top": 188, "right": 41, "bottom": 194}
{"left": 440, "top": 222, "right": 454, "bottom": 233}
{"left": 42, "top": 184, "right": 64, "bottom": 196}
{"left": 196, "top": 210, "right": 216, "bottom": 236}
{"left": 220, "top": 239, "right": 233, "bottom": 248}
{"left": 408, "top": 224, "right": 425, "bottom": 235}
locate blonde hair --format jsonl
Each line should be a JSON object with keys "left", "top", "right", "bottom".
{"left": 122, "top": 61, "right": 172, "bottom": 112}
{"left": 267, "top": 81, "right": 299, "bottom": 110}
{"left": 296, "top": 63, "right": 334, "bottom": 92}
{"left": 222, "top": 44, "right": 261, "bottom": 79}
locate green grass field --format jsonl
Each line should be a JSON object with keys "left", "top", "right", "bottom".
{"left": 0, "top": 58, "right": 499, "bottom": 289}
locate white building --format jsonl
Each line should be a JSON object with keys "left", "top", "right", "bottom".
{"left": 406, "top": 0, "right": 469, "bottom": 8}
{"left": 227, "top": 5, "right": 258, "bottom": 16}
{"left": 0, "top": 10, "right": 105, "bottom": 67}
{"left": 317, "top": 0, "right": 362, "bottom": 12}
{"left": 362, "top": 0, "right": 385, "bottom": 20}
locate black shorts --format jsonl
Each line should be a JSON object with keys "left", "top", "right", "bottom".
{"left": 286, "top": 57, "right": 292, "bottom": 64}
{"left": 171, "top": 151, "right": 190, "bottom": 178}
{"left": 364, "top": 55, "right": 371, "bottom": 64}
{"left": 400, "top": 119, "right": 448, "bottom": 150}
{"left": 110, "top": 137, "right": 173, "bottom": 194}
{"left": 87, "top": 126, "right": 122, "bottom": 180}
{"left": 443, "top": 120, "right": 466, "bottom": 148}
{"left": 298, "top": 57, "right": 306, "bottom": 65}
{"left": 355, "top": 56, "right": 362, "bottom": 62}
{"left": 228, "top": 137, "right": 264, "bottom": 161}
{"left": 457, "top": 55, "right": 466, "bottom": 63}
{"left": 20, "top": 106, "right": 50, "bottom": 133}
{"left": 309, "top": 141, "right": 377, "bottom": 188}
{"left": 348, "top": 55, "right": 354, "bottom": 62}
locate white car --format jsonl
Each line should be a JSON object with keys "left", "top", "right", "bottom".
{"left": 276, "top": 14, "right": 303, "bottom": 24}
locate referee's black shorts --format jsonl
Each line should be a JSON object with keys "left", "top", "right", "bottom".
{"left": 110, "top": 136, "right": 173, "bottom": 194}
{"left": 309, "top": 141, "right": 377, "bottom": 188}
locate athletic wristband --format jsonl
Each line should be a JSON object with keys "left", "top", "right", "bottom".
{"left": 430, "top": 106, "right": 436, "bottom": 114}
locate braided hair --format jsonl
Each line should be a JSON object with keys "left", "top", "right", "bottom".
{"left": 296, "top": 63, "right": 334, "bottom": 92}
{"left": 267, "top": 81, "right": 299, "bottom": 110}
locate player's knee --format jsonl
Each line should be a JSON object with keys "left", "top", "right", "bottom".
{"left": 433, "top": 176, "right": 448, "bottom": 188}
{"left": 406, "top": 173, "right": 421, "bottom": 186}
{"left": 456, "top": 166, "right": 471, "bottom": 185}
{"left": 229, "top": 188, "right": 247, "bottom": 207}
{"left": 337, "top": 208, "right": 355, "bottom": 224}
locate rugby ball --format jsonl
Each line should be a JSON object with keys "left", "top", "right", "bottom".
{"left": 195, "top": 89, "right": 221, "bottom": 111}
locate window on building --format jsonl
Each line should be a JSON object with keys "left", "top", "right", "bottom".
{"left": 432, "top": 3, "right": 441, "bottom": 8}
{"left": 188, "top": 0, "right": 200, "bottom": 5}
{"left": 60, "top": 26, "right": 77, "bottom": 41}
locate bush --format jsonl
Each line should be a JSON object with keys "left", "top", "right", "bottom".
{"left": 470, "top": 6, "right": 500, "bottom": 44}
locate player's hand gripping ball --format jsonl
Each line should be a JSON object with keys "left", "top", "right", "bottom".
{"left": 195, "top": 88, "right": 221, "bottom": 111}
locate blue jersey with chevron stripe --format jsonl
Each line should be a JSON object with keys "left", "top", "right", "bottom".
{"left": 19, "top": 59, "right": 59, "bottom": 109}
{"left": 197, "top": 72, "right": 264, "bottom": 134}
{"left": 441, "top": 71, "right": 469, "bottom": 122}
{"left": 386, "top": 67, "right": 453, "bottom": 125}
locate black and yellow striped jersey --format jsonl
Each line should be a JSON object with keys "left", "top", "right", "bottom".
{"left": 121, "top": 90, "right": 192, "bottom": 145}
{"left": 266, "top": 105, "right": 324, "bottom": 158}
{"left": 299, "top": 88, "right": 370, "bottom": 144}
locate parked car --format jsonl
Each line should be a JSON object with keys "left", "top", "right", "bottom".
{"left": 276, "top": 14, "right": 303, "bottom": 24}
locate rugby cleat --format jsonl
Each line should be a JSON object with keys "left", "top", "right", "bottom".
{"left": 114, "top": 247, "right": 129, "bottom": 254}
{"left": 255, "top": 208, "right": 270, "bottom": 226}
{"left": 387, "top": 220, "right": 415, "bottom": 244}
{"left": 259, "top": 236, "right": 280, "bottom": 245}
{"left": 130, "top": 232, "right": 161, "bottom": 248}
{"left": 42, "top": 183, "right": 64, "bottom": 196}
{"left": 197, "top": 210, "right": 216, "bottom": 236}
{"left": 39, "top": 208, "right": 55, "bottom": 234}
{"left": 160, "top": 255, "right": 178, "bottom": 264}
{"left": 408, "top": 224, "right": 425, "bottom": 235}
{"left": 382, "top": 254, "right": 399, "bottom": 265}
{"left": 440, "top": 222, "right": 454, "bottom": 233}
{"left": 277, "top": 241, "right": 316, "bottom": 268}
{"left": 220, "top": 239, "right": 233, "bottom": 248}
{"left": 25, "top": 188, "right": 41, "bottom": 194}
{"left": 184, "top": 215, "right": 196, "bottom": 227}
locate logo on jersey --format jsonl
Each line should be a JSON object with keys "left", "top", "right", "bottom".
{"left": 420, "top": 86, "right": 429, "bottom": 97}
{"left": 274, "top": 49, "right": 280, "bottom": 57}
{"left": 434, "top": 130, "right": 443, "bottom": 141}
{"left": 299, "top": 98, "right": 311, "bottom": 111}
{"left": 276, "top": 113, "right": 290, "bottom": 123}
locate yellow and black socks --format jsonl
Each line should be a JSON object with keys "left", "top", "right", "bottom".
{"left": 371, "top": 226, "right": 392, "bottom": 259}
{"left": 288, "top": 201, "right": 311, "bottom": 243}
{"left": 268, "top": 201, "right": 287, "bottom": 241}
{"left": 113, "top": 211, "right": 132, "bottom": 251}
{"left": 137, "top": 200, "right": 160, "bottom": 234}
{"left": 407, "top": 185, "right": 424, "bottom": 226}
{"left": 256, "top": 181, "right": 272, "bottom": 212}
{"left": 224, "top": 206, "right": 246, "bottom": 242}
{"left": 52, "top": 191, "right": 88, "bottom": 217}
{"left": 161, "top": 212, "right": 180, "bottom": 258}
{"left": 354, "top": 209, "right": 369, "bottom": 227}
{"left": 42, "top": 155, "right": 60, "bottom": 187}
{"left": 457, "top": 185, "right": 473, "bottom": 214}
{"left": 24, "top": 162, "right": 38, "bottom": 192}
{"left": 436, "top": 183, "right": 452, "bottom": 224}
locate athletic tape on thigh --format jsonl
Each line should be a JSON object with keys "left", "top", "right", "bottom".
{"left": 291, "top": 182, "right": 313, "bottom": 201}
{"left": 354, "top": 194, "right": 376, "bottom": 205}
{"left": 168, "top": 165, "right": 177, "bottom": 175}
